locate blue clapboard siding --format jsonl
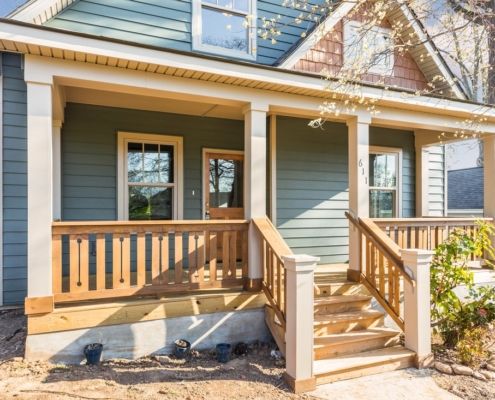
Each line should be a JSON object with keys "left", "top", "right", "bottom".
{"left": 62, "top": 103, "right": 243, "bottom": 221}
{"left": 2, "top": 53, "right": 28, "bottom": 305}
{"left": 276, "top": 117, "right": 415, "bottom": 264}
{"left": 427, "top": 145, "right": 446, "bottom": 216}
{"left": 44, "top": 0, "right": 319, "bottom": 65}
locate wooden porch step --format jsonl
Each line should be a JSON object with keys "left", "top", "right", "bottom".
{"left": 314, "top": 281, "right": 367, "bottom": 297}
{"left": 314, "top": 309, "right": 384, "bottom": 336}
{"left": 314, "top": 346, "right": 415, "bottom": 385}
{"left": 314, "top": 328, "right": 400, "bottom": 360}
{"left": 314, "top": 295, "right": 371, "bottom": 314}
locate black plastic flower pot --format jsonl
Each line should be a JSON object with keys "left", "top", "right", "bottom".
{"left": 83, "top": 343, "right": 103, "bottom": 365}
{"left": 216, "top": 343, "right": 232, "bottom": 363}
{"left": 174, "top": 339, "right": 191, "bottom": 359}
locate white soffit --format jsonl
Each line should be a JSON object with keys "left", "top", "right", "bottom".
{"left": 8, "top": 0, "right": 76, "bottom": 25}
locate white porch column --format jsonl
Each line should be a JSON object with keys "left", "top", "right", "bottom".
{"left": 26, "top": 80, "right": 54, "bottom": 300}
{"left": 243, "top": 102, "right": 268, "bottom": 290}
{"left": 484, "top": 135, "right": 495, "bottom": 218}
{"left": 52, "top": 120, "right": 62, "bottom": 221}
{"left": 415, "top": 144, "right": 430, "bottom": 217}
{"left": 283, "top": 254, "right": 319, "bottom": 393}
{"left": 402, "top": 248, "right": 434, "bottom": 367}
{"left": 347, "top": 115, "right": 370, "bottom": 281}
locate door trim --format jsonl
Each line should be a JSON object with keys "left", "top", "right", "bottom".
{"left": 202, "top": 148, "right": 244, "bottom": 220}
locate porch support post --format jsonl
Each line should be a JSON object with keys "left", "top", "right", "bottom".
{"left": 52, "top": 119, "right": 62, "bottom": 221}
{"left": 283, "top": 254, "right": 319, "bottom": 393}
{"left": 402, "top": 248, "right": 434, "bottom": 368}
{"left": 484, "top": 135, "right": 495, "bottom": 219}
{"left": 26, "top": 79, "right": 54, "bottom": 299}
{"left": 347, "top": 115, "right": 370, "bottom": 281}
{"left": 243, "top": 102, "right": 268, "bottom": 290}
{"left": 415, "top": 143, "right": 430, "bottom": 217}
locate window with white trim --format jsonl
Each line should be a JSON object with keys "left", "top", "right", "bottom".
{"left": 369, "top": 148, "right": 401, "bottom": 218}
{"left": 118, "top": 133, "right": 183, "bottom": 220}
{"left": 192, "top": 0, "right": 256, "bottom": 60}
{"left": 344, "top": 20, "right": 394, "bottom": 75}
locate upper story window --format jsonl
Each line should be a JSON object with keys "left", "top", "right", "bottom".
{"left": 192, "top": 0, "right": 256, "bottom": 60}
{"left": 344, "top": 20, "right": 394, "bottom": 76}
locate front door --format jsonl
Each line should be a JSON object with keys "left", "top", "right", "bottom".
{"left": 203, "top": 150, "right": 244, "bottom": 220}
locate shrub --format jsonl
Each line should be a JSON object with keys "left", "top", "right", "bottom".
{"left": 456, "top": 326, "right": 490, "bottom": 368}
{"left": 430, "top": 221, "right": 495, "bottom": 349}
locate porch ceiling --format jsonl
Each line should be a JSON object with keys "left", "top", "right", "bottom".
{"left": 64, "top": 87, "right": 244, "bottom": 120}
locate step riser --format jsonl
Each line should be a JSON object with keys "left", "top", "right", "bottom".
{"left": 315, "top": 283, "right": 368, "bottom": 298}
{"left": 314, "top": 317, "right": 384, "bottom": 336}
{"left": 314, "top": 336, "right": 400, "bottom": 360}
{"left": 315, "top": 356, "right": 415, "bottom": 385}
{"left": 314, "top": 300, "right": 370, "bottom": 315}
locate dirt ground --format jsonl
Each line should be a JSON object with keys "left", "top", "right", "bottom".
{"left": 0, "top": 309, "right": 316, "bottom": 400}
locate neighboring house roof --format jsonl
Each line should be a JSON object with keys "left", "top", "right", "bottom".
{"left": 447, "top": 167, "right": 484, "bottom": 210}
{"left": 7, "top": 0, "right": 466, "bottom": 100}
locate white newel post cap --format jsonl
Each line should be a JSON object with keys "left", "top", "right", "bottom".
{"left": 400, "top": 248, "right": 433, "bottom": 268}
{"left": 282, "top": 255, "right": 320, "bottom": 272}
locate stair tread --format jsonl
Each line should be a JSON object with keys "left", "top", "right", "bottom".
{"left": 314, "top": 309, "right": 383, "bottom": 325}
{"left": 314, "top": 346, "right": 415, "bottom": 375}
{"left": 314, "top": 328, "right": 400, "bottom": 348}
{"left": 314, "top": 295, "right": 371, "bottom": 306}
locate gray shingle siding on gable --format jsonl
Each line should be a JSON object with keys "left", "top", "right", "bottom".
{"left": 448, "top": 167, "right": 484, "bottom": 210}
{"left": 2, "top": 52, "right": 27, "bottom": 306}
{"left": 44, "top": 0, "right": 318, "bottom": 65}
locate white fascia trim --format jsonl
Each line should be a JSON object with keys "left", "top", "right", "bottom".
{"left": 280, "top": 1, "right": 357, "bottom": 69}
{"left": 117, "top": 131, "right": 184, "bottom": 221}
{"left": 398, "top": 4, "right": 465, "bottom": 101}
{"left": 2, "top": 21, "right": 491, "bottom": 121}
{"left": 8, "top": 0, "right": 76, "bottom": 25}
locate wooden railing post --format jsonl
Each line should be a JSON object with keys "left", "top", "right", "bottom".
{"left": 282, "top": 254, "right": 319, "bottom": 394}
{"left": 401, "top": 248, "right": 434, "bottom": 368}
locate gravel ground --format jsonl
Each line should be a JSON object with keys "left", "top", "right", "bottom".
{"left": 0, "top": 309, "right": 316, "bottom": 400}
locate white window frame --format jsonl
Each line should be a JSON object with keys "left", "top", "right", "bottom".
{"left": 369, "top": 146, "right": 402, "bottom": 218}
{"left": 192, "top": 0, "right": 257, "bottom": 61}
{"left": 343, "top": 20, "right": 394, "bottom": 76}
{"left": 117, "top": 132, "right": 184, "bottom": 221}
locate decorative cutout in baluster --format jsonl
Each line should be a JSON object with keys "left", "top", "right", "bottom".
{"left": 77, "top": 238, "right": 83, "bottom": 287}
{"left": 119, "top": 236, "right": 125, "bottom": 284}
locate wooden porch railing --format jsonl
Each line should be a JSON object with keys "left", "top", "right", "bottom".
{"left": 373, "top": 218, "right": 493, "bottom": 252}
{"left": 51, "top": 220, "right": 249, "bottom": 304}
{"left": 252, "top": 217, "right": 293, "bottom": 330}
{"left": 346, "top": 212, "right": 414, "bottom": 330}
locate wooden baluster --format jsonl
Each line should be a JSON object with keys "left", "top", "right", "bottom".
{"left": 242, "top": 229, "right": 248, "bottom": 279}
{"left": 266, "top": 243, "right": 272, "bottom": 291}
{"left": 189, "top": 232, "right": 198, "bottom": 283}
{"left": 96, "top": 233, "right": 106, "bottom": 290}
{"left": 161, "top": 233, "right": 169, "bottom": 284}
{"left": 70, "top": 234, "right": 89, "bottom": 293}
{"left": 388, "top": 264, "right": 394, "bottom": 310}
{"left": 379, "top": 253, "right": 385, "bottom": 295}
{"left": 410, "top": 227, "right": 416, "bottom": 249}
{"left": 136, "top": 232, "right": 146, "bottom": 287}
{"left": 209, "top": 232, "right": 217, "bottom": 282}
{"left": 370, "top": 244, "right": 376, "bottom": 287}
{"left": 421, "top": 227, "right": 428, "bottom": 250}
{"left": 52, "top": 234, "right": 62, "bottom": 294}
{"left": 197, "top": 231, "right": 205, "bottom": 283}
{"left": 270, "top": 248, "right": 275, "bottom": 295}
{"left": 113, "top": 233, "right": 130, "bottom": 289}
{"left": 222, "top": 231, "right": 230, "bottom": 280}
{"left": 229, "top": 231, "right": 237, "bottom": 279}
{"left": 393, "top": 268, "right": 400, "bottom": 316}
{"left": 366, "top": 239, "right": 372, "bottom": 278}
{"left": 152, "top": 232, "right": 161, "bottom": 285}
{"left": 175, "top": 232, "right": 183, "bottom": 284}
{"left": 277, "top": 259, "right": 282, "bottom": 310}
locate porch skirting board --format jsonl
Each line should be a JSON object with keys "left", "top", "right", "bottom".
{"left": 25, "top": 308, "right": 270, "bottom": 364}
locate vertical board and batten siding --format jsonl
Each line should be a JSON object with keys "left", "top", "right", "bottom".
{"left": 62, "top": 103, "right": 243, "bottom": 221}
{"left": 276, "top": 117, "right": 415, "bottom": 264}
{"left": 44, "top": 0, "right": 318, "bottom": 65}
{"left": 2, "top": 53, "right": 27, "bottom": 305}
{"left": 427, "top": 145, "right": 446, "bottom": 216}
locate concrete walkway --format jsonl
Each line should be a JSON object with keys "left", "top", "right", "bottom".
{"left": 309, "top": 369, "right": 461, "bottom": 400}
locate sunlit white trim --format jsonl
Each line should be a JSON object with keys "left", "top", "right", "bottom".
{"left": 269, "top": 115, "right": 277, "bottom": 224}
{"left": 192, "top": 0, "right": 257, "bottom": 61}
{"left": 369, "top": 145, "right": 403, "bottom": 218}
{"left": 117, "top": 132, "right": 183, "bottom": 221}
{"left": 8, "top": 0, "right": 76, "bottom": 25}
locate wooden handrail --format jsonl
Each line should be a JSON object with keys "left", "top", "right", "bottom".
{"left": 346, "top": 212, "right": 415, "bottom": 330}
{"left": 50, "top": 220, "right": 249, "bottom": 304}
{"left": 253, "top": 217, "right": 293, "bottom": 329}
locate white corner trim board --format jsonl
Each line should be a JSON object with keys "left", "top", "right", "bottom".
{"left": 8, "top": 0, "right": 76, "bottom": 25}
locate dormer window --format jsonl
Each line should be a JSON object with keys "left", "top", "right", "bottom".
{"left": 344, "top": 21, "right": 394, "bottom": 75}
{"left": 192, "top": 0, "right": 256, "bottom": 60}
